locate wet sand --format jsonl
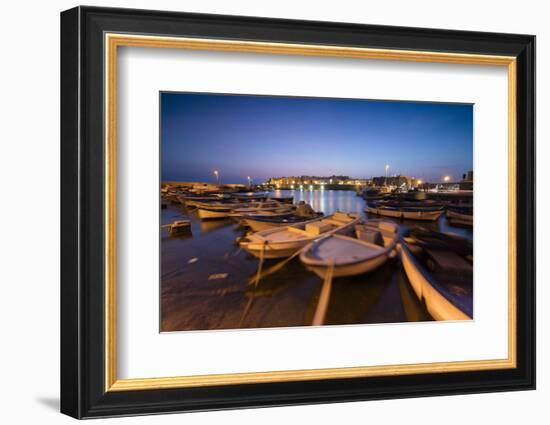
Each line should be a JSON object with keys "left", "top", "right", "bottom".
{"left": 160, "top": 190, "right": 472, "bottom": 332}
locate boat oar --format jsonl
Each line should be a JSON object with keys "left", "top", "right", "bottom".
{"left": 311, "top": 260, "right": 335, "bottom": 326}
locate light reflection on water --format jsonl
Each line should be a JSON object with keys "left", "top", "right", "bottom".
{"left": 160, "top": 189, "right": 471, "bottom": 332}
{"left": 273, "top": 189, "right": 472, "bottom": 241}
{"left": 283, "top": 189, "right": 365, "bottom": 218}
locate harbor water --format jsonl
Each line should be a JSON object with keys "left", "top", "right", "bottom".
{"left": 161, "top": 189, "right": 473, "bottom": 332}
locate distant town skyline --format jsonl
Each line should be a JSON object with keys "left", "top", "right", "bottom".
{"left": 161, "top": 92, "right": 473, "bottom": 184}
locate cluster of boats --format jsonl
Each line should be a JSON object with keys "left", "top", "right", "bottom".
{"left": 237, "top": 211, "right": 472, "bottom": 321}
{"left": 399, "top": 228, "right": 473, "bottom": 320}
{"left": 445, "top": 205, "right": 474, "bottom": 227}
{"left": 365, "top": 199, "right": 472, "bottom": 226}
{"left": 163, "top": 186, "right": 474, "bottom": 321}
{"left": 176, "top": 192, "right": 323, "bottom": 231}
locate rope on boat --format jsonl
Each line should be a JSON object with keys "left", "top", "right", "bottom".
{"left": 247, "top": 233, "right": 333, "bottom": 286}
{"left": 247, "top": 243, "right": 303, "bottom": 286}
{"left": 240, "top": 241, "right": 267, "bottom": 326}
{"left": 312, "top": 260, "right": 335, "bottom": 326}
{"left": 253, "top": 241, "right": 267, "bottom": 288}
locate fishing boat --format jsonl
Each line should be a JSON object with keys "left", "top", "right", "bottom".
{"left": 366, "top": 202, "right": 444, "bottom": 221}
{"left": 160, "top": 219, "right": 192, "bottom": 236}
{"left": 399, "top": 228, "right": 473, "bottom": 320}
{"left": 299, "top": 220, "right": 399, "bottom": 278}
{"left": 178, "top": 194, "right": 230, "bottom": 208}
{"left": 196, "top": 202, "right": 243, "bottom": 220}
{"left": 231, "top": 191, "right": 269, "bottom": 201}
{"left": 243, "top": 212, "right": 324, "bottom": 232}
{"left": 402, "top": 207, "right": 444, "bottom": 221}
{"left": 234, "top": 210, "right": 295, "bottom": 227}
{"left": 362, "top": 188, "right": 391, "bottom": 201}
{"left": 269, "top": 195, "right": 294, "bottom": 204}
{"left": 240, "top": 211, "right": 359, "bottom": 259}
{"left": 230, "top": 201, "right": 292, "bottom": 217}
{"left": 446, "top": 206, "right": 473, "bottom": 227}
{"left": 169, "top": 220, "right": 191, "bottom": 236}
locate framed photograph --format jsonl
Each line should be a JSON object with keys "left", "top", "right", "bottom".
{"left": 60, "top": 6, "right": 535, "bottom": 419}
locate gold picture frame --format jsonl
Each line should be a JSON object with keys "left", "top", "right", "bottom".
{"left": 104, "top": 33, "right": 517, "bottom": 392}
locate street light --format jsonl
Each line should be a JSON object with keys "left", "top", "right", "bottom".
{"left": 443, "top": 175, "right": 451, "bottom": 182}
{"left": 213, "top": 170, "right": 219, "bottom": 185}
{"left": 247, "top": 176, "right": 251, "bottom": 187}
{"left": 385, "top": 164, "right": 390, "bottom": 177}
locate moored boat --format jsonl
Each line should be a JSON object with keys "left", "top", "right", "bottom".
{"left": 269, "top": 195, "right": 294, "bottom": 204}
{"left": 240, "top": 212, "right": 359, "bottom": 259}
{"left": 399, "top": 228, "right": 473, "bottom": 320}
{"left": 231, "top": 191, "right": 269, "bottom": 201}
{"left": 362, "top": 188, "right": 391, "bottom": 201}
{"left": 243, "top": 212, "right": 324, "bottom": 232}
{"left": 178, "top": 194, "right": 230, "bottom": 208}
{"left": 230, "top": 201, "right": 292, "bottom": 216}
{"left": 366, "top": 201, "right": 444, "bottom": 221}
{"left": 196, "top": 203, "right": 240, "bottom": 220}
{"left": 446, "top": 206, "right": 473, "bottom": 227}
{"left": 402, "top": 207, "right": 444, "bottom": 221}
{"left": 169, "top": 220, "right": 191, "bottom": 235}
{"left": 299, "top": 220, "right": 399, "bottom": 278}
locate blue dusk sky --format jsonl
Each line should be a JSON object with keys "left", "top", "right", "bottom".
{"left": 161, "top": 92, "right": 473, "bottom": 184}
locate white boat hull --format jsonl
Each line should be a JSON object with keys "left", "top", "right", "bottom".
{"left": 402, "top": 209, "right": 443, "bottom": 221}
{"left": 366, "top": 207, "right": 443, "bottom": 221}
{"left": 305, "top": 253, "right": 389, "bottom": 279}
{"left": 372, "top": 207, "right": 402, "bottom": 218}
{"left": 244, "top": 219, "right": 286, "bottom": 232}
{"left": 446, "top": 209, "right": 473, "bottom": 225}
{"left": 197, "top": 208, "right": 231, "bottom": 220}
{"left": 399, "top": 243, "right": 471, "bottom": 321}
{"left": 300, "top": 221, "right": 399, "bottom": 279}
{"left": 241, "top": 213, "right": 359, "bottom": 259}
{"left": 241, "top": 240, "right": 313, "bottom": 259}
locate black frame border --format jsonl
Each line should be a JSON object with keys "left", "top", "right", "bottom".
{"left": 60, "top": 6, "right": 535, "bottom": 419}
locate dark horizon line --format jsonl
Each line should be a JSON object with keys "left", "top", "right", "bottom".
{"left": 160, "top": 89, "right": 474, "bottom": 108}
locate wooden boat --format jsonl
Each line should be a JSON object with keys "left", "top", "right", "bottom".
{"left": 230, "top": 201, "right": 291, "bottom": 216}
{"left": 399, "top": 228, "right": 473, "bottom": 320}
{"left": 169, "top": 220, "right": 191, "bottom": 235}
{"left": 299, "top": 221, "right": 399, "bottom": 278}
{"left": 231, "top": 191, "right": 269, "bottom": 201}
{"left": 366, "top": 203, "right": 444, "bottom": 221}
{"left": 160, "top": 219, "right": 192, "bottom": 236}
{"left": 243, "top": 213, "right": 324, "bottom": 232}
{"left": 193, "top": 199, "right": 244, "bottom": 209}
{"left": 362, "top": 189, "right": 391, "bottom": 201}
{"left": 269, "top": 195, "right": 294, "bottom": 204}
{"left": 240, "top": 212, "right": 359, "bottom": 259}
{"left": 178, "top": 194, "right": 230, "bottom": 208}
{"left": 402, "top": 207, "right": 444, "bottom": 221}
{"left": 446, "top": 206, "right": 473, "bottom": 227}
{"left": 196, "top": 202, "right": 242, "bottom": 220}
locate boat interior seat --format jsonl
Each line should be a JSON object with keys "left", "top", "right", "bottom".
{"left": 287, "top": 227, "right": 313, "bottom": 237}
{"left": 358, "top": 228, "right": 384, "bottom": 247}
{"left": 425, "top": 249, "right": 473, "bottom": 274}
{"left": 379, "top": 221, "right": 397, "bottom": 233}
{"left": 320, "top": 219, "right": 346, "bottom": 227}
{"left": 332, "top": 212, "right": 354, "bottom": 222}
